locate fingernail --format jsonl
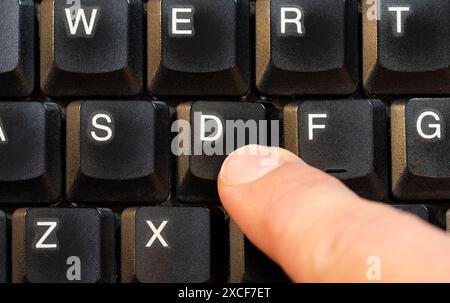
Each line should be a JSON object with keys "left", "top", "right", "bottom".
{"left": 219, "top": 145, "right": 297, "bottom": 186}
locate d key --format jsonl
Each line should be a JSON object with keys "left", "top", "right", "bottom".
{"left": 175, "top": 101, "right": 279, "bottom": 203}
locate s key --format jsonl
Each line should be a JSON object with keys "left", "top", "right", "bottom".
{"left": 391, "top": 99, "right": 450, "bottom": 200}
{"left": 363, "top": 0, "right": 450, "bottom": 94}
{"left": 0, "top": 102, "right": 61, "bottom": 204}
{"left": 284, "top": 100, "right": 388, "bottom": 200}
{"left": 40, "top": 0, "right": 143, "bottom": 97}
{"left": 175, "top": 101, "right": 280, "bottom": 203}
{"left": 12, "top": 208, "right": 116, "bottom": 283}
{"left": 148, "top": 0, "right": 250, "bottom": 96}
{"left": 66, "top": 101, "right": 170, "bottom": 203}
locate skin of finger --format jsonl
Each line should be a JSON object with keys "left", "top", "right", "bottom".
{"left": 219, "top": 161, "right": 450, "bottom": 282}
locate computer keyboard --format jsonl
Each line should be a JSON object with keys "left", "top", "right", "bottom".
{"left": 0, "top": 0, "right": 449, "bottom": 284}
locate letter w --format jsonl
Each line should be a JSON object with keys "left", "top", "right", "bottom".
{"left": 65, "top": 8, "right": 99, "bottom": 36}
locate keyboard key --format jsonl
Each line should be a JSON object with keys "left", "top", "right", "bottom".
{"left": 12, "top": 208, "right": 116, "bottom": 283}
{"left": 0, "top": 211, "right": 7, "bottom": 283}
{"left": 66, "top": 101, "right": 170, "bottom": 203}
{"left": 363, "top": 0, "right": 450, "bottom": 94}
{"left": 176, "top": 101, "right": 279, "bottom": 203}
{"left": 121, "top": 207, "right": 227, "bottom": 283}
{"left": 147, "top": 0, "right": 250, "bottom": 96}
{"left": 256, "top": 0, "right": 358, "bottom": 96}
{"left": 284, "top": 100, "right": 388, "bottom": 200}
{"left": 391, "top": 98, "right": 450, "bottom": 200}
{"left": 445, "top": 210, "right": 450, "bottom": 232}
{"left": 40, "top": 0, "right": 143, "bottom": 97}
{"left": 394, "top": 205, "right": 429, "bottom": 222}
{"left": 229, "top": 221, "right": 290, "bottom": 283}
{"left": 0, "top": 0, "right": 34, "bottom": 97}
{"left": 0, "top": 102, "right": 61, "bottom": 204}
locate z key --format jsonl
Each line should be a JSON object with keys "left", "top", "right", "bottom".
{"left": 12, "top": 208, "right": 116, "bottom": 283}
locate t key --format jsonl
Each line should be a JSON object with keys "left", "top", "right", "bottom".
{"left": 148, "top": 0, "right": 250, "bottom": 96}
{"left": 284, "top": 100, "right": 388, "bottom": 200}
{"left": 0, "top": 102, "right": 61, "bottom": 204}
{"left": 66, "top": 101, "right": 170, "bottom": 203}
{"left": 391, "top": 99, "right": 450, "bottom": 200}
{"left": 0, "top": 0, "right": 35, "bottom": 97}
{"left": 176, "top": 101, "right": 280, "bottom": 203}
{"left": 256, "top": 0, "right": 359, "bottom": 96}
{"left": 0, "top": 211, "right": 7, "bottom": 283}
{"left": 121, "top": 207, "right": 227, "bottom": 283}
{"left": 40, "top": 0, "right": 143, "bottom": 97}
{"left": 12, "top": 208, "right": 116, "bottom": 283}
{"left": 363, "top": 0, "right": 450, "bottom": 94}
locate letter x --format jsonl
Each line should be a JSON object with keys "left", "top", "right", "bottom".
{"left": 146, "top": 220, "right": 169, "bottom": 248}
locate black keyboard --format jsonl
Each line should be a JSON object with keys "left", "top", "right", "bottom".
{"left": 0, "top": 0, "right": 449, "bottom": 284}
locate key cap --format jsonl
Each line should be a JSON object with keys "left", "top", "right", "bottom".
{"left": 147, "top": 0, "right": 250, "bottom": 96}
{"left": 363, "top": 0, "right": 450, "bottom": 94}
{"left": 284, "top": 100, "right": 388, "bottom": 200}
{"left": 0, "top": 0, "right": 34, "bottom": 97}
{"left": 121, "top": 207, "right": 227, "bottom": 283}
{"left": 40, "top": 0, "right": 143, "bottom": 97}
{"left": 176, "top": 101, "right": 279, "bottom": 203}
{"left": 66, "top": 101, "right": 170, "bottom": 203}
{"left": 229, "top": 221, "right": 290, "bottom": 283}
{"left": 394, "top": 205, "right": 429, "bottom": 222}
{"left": 0, "top": 102, "right": 61, "bottom": 204}
{"left": 391, "top": 98, "right": 450, "bottom": 200}
{"left": 0, "top": 211, "right": 7, "bottom": 283}
{"left": 445, "top": 210, "right": 450, "bottom": 232}
{"left": 12, "top": 208, "right": 116, "bottom": 283}
{"left": 256, "top": 0, "right": 358, "bottom": 96}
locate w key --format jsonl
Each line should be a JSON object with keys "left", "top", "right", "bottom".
{"left": 40, "top": 0, "right": 143, "bottom": 97}
{"left": 12, "top": 208, "right": 116, "bottom": 283}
